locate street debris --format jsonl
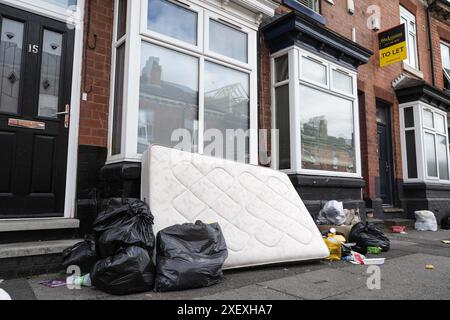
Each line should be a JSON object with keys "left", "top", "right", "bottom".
{"left": 441, "top": 240, "right": 450, "bottom": 244}
{"left": 415, "top": 211, "right": 438, "bottom": 232}
{"left": 391, "top": 226, "right": 407, "bottom": 234}
{"left": 367, "top": 247, "right": 383, "bottom": 255}
{"left": 39, "top": 280, "right": 67, "bottom": 288}
{"left": 62, "top": 235, "right": 97, "bottom": 273}
{"left": 426, "top": 264, "right": 435, "bottom": 270}
{"left": 348, "top": 223, "right": 390, "bottom": 254}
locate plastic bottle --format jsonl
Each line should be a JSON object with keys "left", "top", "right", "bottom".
{"left": 67, "top": 274, "right": 92, "bottom": 287}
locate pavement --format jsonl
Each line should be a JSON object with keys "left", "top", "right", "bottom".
{"left": 1, "top": 229, "right": 450, "bottom": 300}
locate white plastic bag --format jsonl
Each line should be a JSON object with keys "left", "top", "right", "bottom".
{"left": 414, "top": 211, "right": 438, "bottom": 232}
{"left": 0, "top": 288, "right": 11, "bottom": 300}
{"left": 316, "top": 201, "right": 346, "bottom": 226}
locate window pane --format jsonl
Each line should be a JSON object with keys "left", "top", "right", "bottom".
{"left": 38, "top": 30, "right": 63, "bottom": 118}
{"left": 423, "top": 109, "right": 434, "bottom": 128}
{"left": 300, "top": 85, "right": 355, "bottom": 173}
{"left": 139, "top": 43, "right": 199, "bottom": 154}
{"left": 275, "top": 85, "right": 290, "bottom": 169}
{"left": 275, "top": 55, "right": 289, "bottom": 83}
{"left": 435, "top": 113, "right": 446, "bottom": 134}
{"left": 333, "top": 69, "right": 353, "bottom": 94}
{"left": 301, "top": 57, "right": 327, "bottom": 85}
{"left": 405, "top": 131, "right": 418, "bottom": 179}
{"left": 437, "top": 135, "right": 449, "bottom": 180}
{"left": 204, "top": 62, "right": 250, "bottom": 163}
{"left": 209, "top": 19, "right": 247, "bottom": 63}
{"left": 407, "top": 33, "right": 417, "bottom": 68}
{"left": 147, "top": 0, "right": 197, "bottom": 45}
{"left": 425, "top": 133, "right": 438, "bottom": 177}
{"left": 117, "top": 0, "right": 127, "bottom": 40}
{"left": 404, "top": 107, "right": 414, "bottom": 128}
{"left": 0, "top": 18, "right": 24, "bottom": 114}
{"left": 112, "top": 44, "right": 125, "bottom": 155}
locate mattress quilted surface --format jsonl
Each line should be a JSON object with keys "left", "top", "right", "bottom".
{"left": 141, "top": 145, "right": 330, "bottom": 269}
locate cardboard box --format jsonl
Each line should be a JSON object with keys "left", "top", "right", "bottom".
{"left": 318, "top": 225, "right": 353, "bottom": 240}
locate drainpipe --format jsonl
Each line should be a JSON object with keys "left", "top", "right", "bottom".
{"left": 427, "top": 0, "right": 436, "bottom": 87}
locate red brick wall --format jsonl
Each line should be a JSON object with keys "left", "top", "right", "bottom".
{"left": 78, "top": 0, "right": 114, "bottom": 147}
{"left": 260, "top": 0, "right": 448, "bottom": 202}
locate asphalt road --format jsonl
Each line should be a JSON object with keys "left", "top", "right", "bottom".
{"left": 2, "top": 229, "right": 450, "bottom": 300}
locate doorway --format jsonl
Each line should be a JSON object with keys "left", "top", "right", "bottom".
{"left": 0, "top": 4, "right": 75, "bottom": 218}
{"left": 376, "top": 100, "right": 395, "bottom": 207}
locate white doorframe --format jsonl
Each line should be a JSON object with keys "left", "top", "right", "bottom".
{"left": 0, "top": 0, "right": 85, "bottom": 219}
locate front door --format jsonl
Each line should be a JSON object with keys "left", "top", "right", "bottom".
{"left": 0, "top": 4, "right": 74, "bottom": 218}
{"left": 376, "top": 100, "right": 395, "bottom": 207}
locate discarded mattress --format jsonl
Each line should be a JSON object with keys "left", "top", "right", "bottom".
{"left": 141, "top": 145, "right": 329, "bottom": 269}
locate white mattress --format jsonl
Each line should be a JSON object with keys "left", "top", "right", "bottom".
{"left": 141, "top": 145, "right": 329, "bottom": 269}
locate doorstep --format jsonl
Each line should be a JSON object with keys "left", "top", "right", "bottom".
{"left": 0, "top": 239, "right": 82, "bottom": 259}
{"left": 0, "top": 218, "right": 80, "bottom": 233}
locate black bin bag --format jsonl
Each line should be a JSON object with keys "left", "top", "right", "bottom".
{"left": 348, "top": 223, "right": 390, "bottom": 254}
{"left": 155, "top": 221, "right": 228, "bottom": 292}
{"left": 92, "top": 198, "right": 155, "bottom": 258}
{"left": 91, "top": 246, "right": 155, "bottom": 295}
{"left": 61, "top": 235, "right": 98, "bottom": 273}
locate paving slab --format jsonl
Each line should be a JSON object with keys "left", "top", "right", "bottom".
{"left": 197, "top": 285, "right": 301, "bottom": 300}
{"left": 259, "top": 269, "right": 366, "bottom": 300}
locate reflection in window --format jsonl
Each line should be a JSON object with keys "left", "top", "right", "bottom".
{"left": 117, "top": 0, "right": 128, "bottom": 40}
{"left": 437, "top": 135, "right": 449, "bottom": 180}
{"left": 405, "top": 131, "right": 417, "bottom": 179}
{"left": 425, "top": 133, "right": 438, "bottom": 177}
{"left": 147, "top": 0, "right": 197, "bottom": 45}
{"left": 38, "top": 30, "right": 63, "bottom": 118}
{"left": 204, "top": 62, "right": 250, "bottom": 163}
{"left": 138, "top": 43, "right": 199, "bottom": 153}
{"left": 423, "top": 109, "right": 434, "bottom": 128}
{"left": 275, "top": 55, "right": 289, "bottom": 83}
{"left": 112, "top": 44, "right": 125, "bottom": 155}
{"left": 0, "top": 18, "right": 24, "bottom": 114}
{"left": 299, "top": 85, "right": 355, "bottom": 173}
{"left": 209, "top": 19, "right": 247, "bottom": 63}
{"left": 275, "top": 85, "right": 290, "bottom": 169}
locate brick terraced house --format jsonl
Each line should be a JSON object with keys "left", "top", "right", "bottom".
{"left": 0, "top": 0, "right": 449, "bottom": 277}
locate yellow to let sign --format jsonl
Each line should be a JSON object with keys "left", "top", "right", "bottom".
{"left": 379, "top": 24, "right": 407, "bottom": 67}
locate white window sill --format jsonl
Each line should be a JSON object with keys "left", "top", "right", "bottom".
{"left": 403, "top": 62, "right": 424, "bottom": 79}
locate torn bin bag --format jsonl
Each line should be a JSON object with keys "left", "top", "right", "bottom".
{"left": 92, "top": 198, "right": 155, "bottom": 258}
{"left": 155, "top": 221, "right": 228, "bottom": 292}
{"left": 61, "top": 235, "right": 98, "bottom": 273}
{"left": 91, "top": 246, "right": 155, "bottom": 295}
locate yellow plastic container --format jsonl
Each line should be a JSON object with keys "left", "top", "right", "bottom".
{"left": 323, "top": 237, "right": 342, "bottom": 261}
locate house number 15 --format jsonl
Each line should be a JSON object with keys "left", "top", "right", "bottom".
{"left": 28, "top": 44, "right": 39, "bottom": 54}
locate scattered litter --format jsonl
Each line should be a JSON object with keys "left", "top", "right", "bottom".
{"left": 426, "top": 264, "right": 435, "bottom": 270}
{"left": 348, "top": 223, "right": 390, "bottom": 254}
{"left": 363, "top": 258, "right": 385, "bottom": 265}
{"left": 391, "top": 226, "right": 407, "bottom": 234}
{"left": 39, "top": 280, "right": 67, "bottom": 288}
{"left": 441, "top": 240, "right": 450, "bottom": 244}
{"left": 155, "top": 221, "right": 228, "bottom": 292}
{"left": 316, "top": 201, "right": 346, "bottom": 226}
{"left": 343, "top": 251, "right": 385, "bottom": 265}
{"left": 415, "top": 211, "right": 438, "bottom": 232}
{"left": 367, "top": 247, "right": 383, "bottom": 255}
{"left": 323, "top": 234, "right": 343, "bottom": 261}
{"left": 66, "top": 274, "right": 92, "bottom": 288}
{"left": 0, "top": 288, "right": 11, "bottom": 300}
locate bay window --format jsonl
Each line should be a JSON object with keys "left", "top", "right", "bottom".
{"left": 108, "top": 0, "right": 268, "bottom": 165}
{"left": 400, "top": 103, "right": 450, "bottom": 183}
{"left": 272, "top": 48, "right": 361, "bottom": 177}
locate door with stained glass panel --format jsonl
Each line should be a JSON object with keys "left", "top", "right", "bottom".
{"left": 0, "top": 4, "right": 74, "bottom": 218}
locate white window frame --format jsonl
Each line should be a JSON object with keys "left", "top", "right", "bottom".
{"left": 400, "top": 6, "right": 419, "bottom": 70}
{"left": 108, "top": 0, "right": 260, "bottom": 165}
{"left": 400, "top": 101, "right": 450, "bottom": 184}
{"left": 271, "top": 46, "right": 362, "bottom": 178}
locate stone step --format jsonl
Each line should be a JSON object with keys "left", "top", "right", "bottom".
{"left": 366, "top": 218, "right": 384, "bottom": 226}
{"left": 383, "top": 207, "right": 405, "bottom": 214}
{"left": 0, "top": 239, "right": 81, "bottom": 260}
{"left": 382, "top": 218, "right": 415, "bottom": 228}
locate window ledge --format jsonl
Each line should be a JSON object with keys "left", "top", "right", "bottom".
{"left": 403, "top": 62, "right": 424, "bottom": 79}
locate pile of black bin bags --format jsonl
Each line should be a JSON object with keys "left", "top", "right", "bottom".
{"left": 62, "top": 198, "right": 228, "bottom": 295}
